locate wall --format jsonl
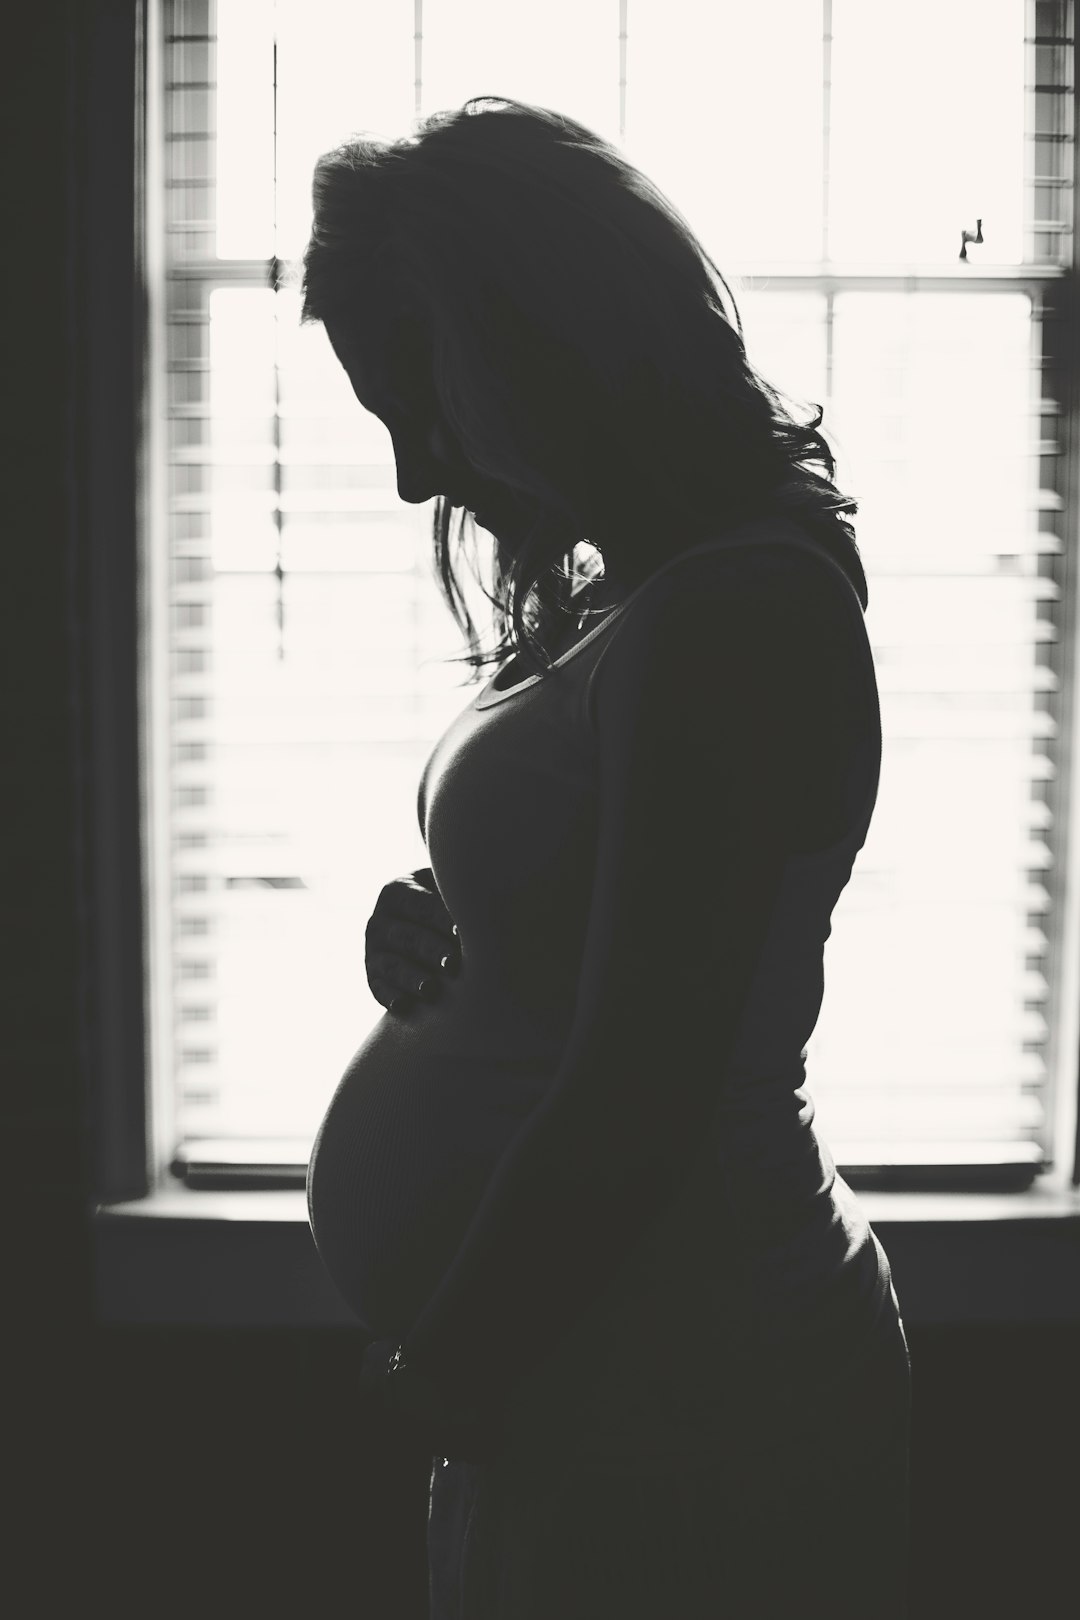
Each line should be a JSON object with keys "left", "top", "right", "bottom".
{"left": 76, "top": 1320, "right": 1080, "bottom": 1618}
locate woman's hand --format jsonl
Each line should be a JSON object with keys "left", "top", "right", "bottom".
{"left": 365, "top": 866, "right": 460, "bottom": 1013}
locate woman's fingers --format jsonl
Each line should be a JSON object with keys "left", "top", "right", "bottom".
{"left": 370, "top": 973, "right": 441, "bottom": 1013}
{"left": 373, "top": 873, "right": 457, "bottom": 939}
{"left": 369, "top": 916, "right": 458, "bottom": 973}
{"left": 366, "top": 873, "right": 460, "bottom": 1013}
{"left": 367, "top": 946, "right": 444, "bottom": 1009}
{"left": 365, "top": 923, "right": 458, "bottom": 1008}
{"left": 369, "top": 947, "right": 444, "bottom": 991}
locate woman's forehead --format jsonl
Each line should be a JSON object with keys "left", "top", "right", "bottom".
{"left": 323, "top": 322, "right": 396, "bottom": 413}
{"left": 324, "top": 314, "right": 383, "bottom": 379}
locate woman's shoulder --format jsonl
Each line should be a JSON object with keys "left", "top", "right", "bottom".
{"left": 616, "top": 515, "right": 863, "bottom": 629}
{"left": 689, "top": 513, "right": 853, "bottom": 578}
{"left": 584, "top": 514, "right": 873, "bottom": 730}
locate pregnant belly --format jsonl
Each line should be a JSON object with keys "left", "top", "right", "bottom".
{"left": 306, "top": 987, "right": 563, "bottom": 1338}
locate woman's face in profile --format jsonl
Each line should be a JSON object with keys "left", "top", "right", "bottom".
{"left": 323, "top": 314, "right": 520, "bottom": 537}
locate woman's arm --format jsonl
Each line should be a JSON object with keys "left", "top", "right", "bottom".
{"left": 394, "top": 541, "right": 872, "bottom": 1444}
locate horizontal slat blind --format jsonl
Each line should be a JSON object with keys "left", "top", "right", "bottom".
{"left": 758, "top": 288, "right": 1057, "bottom": 1175}
{"left": 159, "top": 0, "right": 1075, "bottom": 1191}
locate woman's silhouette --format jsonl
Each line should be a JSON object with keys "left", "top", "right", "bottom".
{"left": 302, "top": 97, "right": 910, "bottom": 1619}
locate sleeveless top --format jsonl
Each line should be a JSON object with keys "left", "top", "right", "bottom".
{"left": 306, "top": 512, "right": 899, "bottom": 1465}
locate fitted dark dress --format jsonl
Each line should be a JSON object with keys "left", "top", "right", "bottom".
{"left": 306, "top": 515, "right": 911, "bottom": 1618}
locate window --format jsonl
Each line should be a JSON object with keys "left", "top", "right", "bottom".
{"left": 152, "top": 0, "right": 1077, "bottom": 1192}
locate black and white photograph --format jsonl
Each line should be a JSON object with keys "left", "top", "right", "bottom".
{"left": 6, "top": 3, "right": 1079, "bottom": 1615}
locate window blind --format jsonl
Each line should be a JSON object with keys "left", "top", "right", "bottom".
{"left": 156, "top": 0, "right": 1076, "bottom": 1192}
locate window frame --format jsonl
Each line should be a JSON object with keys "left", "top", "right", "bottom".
{"left": 84, "top": 0, "right": 1080, "bottom": 1326}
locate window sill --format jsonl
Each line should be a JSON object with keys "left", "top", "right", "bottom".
{"left": 92, "top": 1183, "right": 1080, "bottom": 1328}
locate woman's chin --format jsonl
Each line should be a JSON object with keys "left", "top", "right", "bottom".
{"left": 472, "top": 506, "right": 513, "bottom": 539}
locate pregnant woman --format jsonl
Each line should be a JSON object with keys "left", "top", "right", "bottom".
{"left": 303, "top": 97, "right": 911, "bottom": 1619}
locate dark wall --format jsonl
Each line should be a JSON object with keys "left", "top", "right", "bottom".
{"left": 4, "top": 0, "right": 97, "bottom": 1414}
{"left": 78, "top": 1320, "right": 1078, "bottom": 1619}
{"left": 5, "top": 5, "right": 1077, "bottom": 1616}
{"left": 5, "top": 7, "right": 100, "bottom": 1604}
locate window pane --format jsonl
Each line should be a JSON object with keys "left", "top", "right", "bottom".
{"left": 274, "top": 0, "right": 416, "bottom": 261}
{"left": 161, "top": 0, "right": 1066, "bottom": 1175}
{"left": 423, "top": 0, "right": 620, "bottom": 144}
{"left": 207, "top": 288, "right": 277, "bottom": 566}
{"left": 830, "top": 292, "right": 1033, "bottom": 554}
{"left": 811, "top": 291, "right": 1044, "bottom": 1156}
{"left": 736, "top": 291, "right": 828, "bottom": 411}
{"left": 216, "top": 0, "right": 416, "bottom": 261}
{"left": 829, "top": 0, "right": 1025, "bottom": 264}
{"left": 215, "top": 0, "right": 275, "bottom": 258}
{"left": 627, "top": 0, "right": 824, "bottom": 263}
{"left": 189, "top": 282, "right": 470, "bottom": 1136}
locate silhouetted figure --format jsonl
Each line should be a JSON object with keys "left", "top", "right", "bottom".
{"left": 303, "top": 97, "right": 910, "bottom": 1619}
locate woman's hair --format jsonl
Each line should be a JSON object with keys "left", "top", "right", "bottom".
{"left": 300, "top": 96, "right": 866, "bottom": 682}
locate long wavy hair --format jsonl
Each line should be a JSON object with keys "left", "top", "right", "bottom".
{"left": 300, "top": 96, "right": 866, "bottom": 683}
